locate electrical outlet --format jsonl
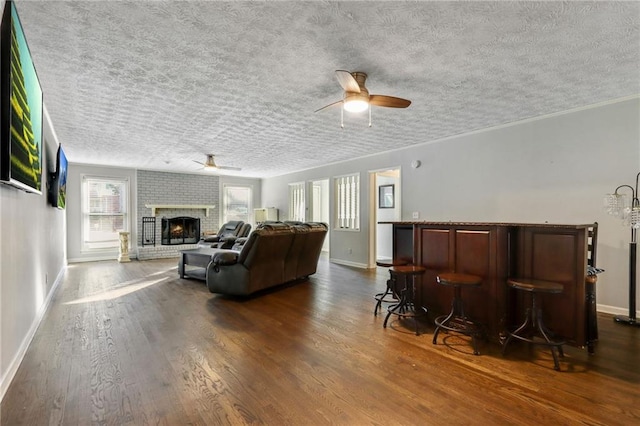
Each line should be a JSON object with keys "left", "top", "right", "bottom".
{"left": 347, "top": 248, "right": 352, "bottom": 254}
{"left": 412, "top": 211, "right": 419, "bottom": 219}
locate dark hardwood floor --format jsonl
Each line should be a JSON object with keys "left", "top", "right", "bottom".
{"left": 2, "top": 255, "right": 639, "bottom": 425}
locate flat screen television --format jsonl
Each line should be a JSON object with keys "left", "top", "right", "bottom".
{"left": 49, "top": 144, "right": 67, "bottom": 209}
{"left": 0, "top": 0, "right": 43, "bottom": 194}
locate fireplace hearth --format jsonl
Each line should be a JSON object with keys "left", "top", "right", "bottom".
{"left": 161, "top": 216, "right": 200, "bottom": 245}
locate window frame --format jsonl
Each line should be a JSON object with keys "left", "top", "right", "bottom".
{"left": 221, "top": 184, "right": 253, "bottom": 226}
{"left": 334, "top": 172, "right": 360, "bottom": 232}
{"left": 81, "top": 175, "right": 130, "bottom": 252}
{"left": 288, "top": 181, "right": 306, "bottom": 222}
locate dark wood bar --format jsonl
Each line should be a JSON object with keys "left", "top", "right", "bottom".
{"left": 383, "top": 221, "right": 598, "bottom": 350}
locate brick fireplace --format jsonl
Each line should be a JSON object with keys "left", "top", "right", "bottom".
{"left": 161, "top": 216, "right": 200, "bottom": 245}
{"left": 137, "top": 206, "right": 214, "bottom": 259}
{"left": 135, "top": 170, "right": 220, "bottom": 260}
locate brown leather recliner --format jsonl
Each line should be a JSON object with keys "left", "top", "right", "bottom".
{"left": 215, "top": 222, "right": 252, "bottom": 249}
{"left": 200, "top": 221, "right": 244, "bottom": 247}
{"left": 204, "top": 222, "right": 327, "bottom": 296}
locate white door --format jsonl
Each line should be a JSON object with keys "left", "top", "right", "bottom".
{"left": 309, "top": 179, "right": 330, "bottom": 252}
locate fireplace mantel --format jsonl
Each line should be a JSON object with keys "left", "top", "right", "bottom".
{"left": 145, "top": 204, "right": 216, "bottom": 217}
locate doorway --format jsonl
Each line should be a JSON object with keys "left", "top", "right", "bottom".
{"left": 369, "top": 168, "right": 401, "bottom": 267}
{"left": 309, "top": 179, "right": 330, "bottom": 253}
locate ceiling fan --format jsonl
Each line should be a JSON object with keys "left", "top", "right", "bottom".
{"left": 315, "top": 70, "right": 411, "bottom": 127}
{"left": 192, "top": 154, "right": 241, "bottom": 171}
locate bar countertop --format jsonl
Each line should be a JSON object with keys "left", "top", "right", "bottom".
{"left": 378, "top": 221, "right": 595, "bottom": 229}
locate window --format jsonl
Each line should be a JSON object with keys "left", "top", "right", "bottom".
{"left": 335, "top": 173, "right": 360, "bottom": 230}
{"left": 289, "top": 182, "right": 305, "bottom": 222}
{"left": 82, "top": 176, "right": 129, "bottom": 250}
{"left": 223, "top": 185, "right": 252, "bottom": 224}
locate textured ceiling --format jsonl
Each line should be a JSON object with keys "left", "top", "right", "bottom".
{"left": 15, "top": 1, "right": 640, "bottom": 178}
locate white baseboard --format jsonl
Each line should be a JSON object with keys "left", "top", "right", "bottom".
{"left": 0, "top": 265, "right": 66, "bottom": 402}
{"left": 68, "top": 253, "right": 138, "bottom": 263}
{"left": 329, "top": 258, "right": 368, "bottom": 269}
{"left": 597, "top": 303, "right": 640, "bottom": 318}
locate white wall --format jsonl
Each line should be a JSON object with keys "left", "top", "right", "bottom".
{"left": 66, "top": 164, "right": 138, "bottom": 262}
{"left": 262, "top": 97, "right": 640, "bottom": 315}
{"left": 1, "top": 106, "right": 67, "bottom": 400}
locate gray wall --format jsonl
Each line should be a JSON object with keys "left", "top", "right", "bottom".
{"left": 137, "top": 170, "right": 220, "bottom": 245}
{"left": 1, "top": 106, "right": 67, "bottom": 399}
{"left": 66, "top": 164, "right": 138, "bottom": 262}
{"left": 262, "top": 97, "right": 640, "bottom": 316}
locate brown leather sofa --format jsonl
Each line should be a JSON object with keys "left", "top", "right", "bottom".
{"left": 180, "top": 222, "right": 328, "bottom": 296}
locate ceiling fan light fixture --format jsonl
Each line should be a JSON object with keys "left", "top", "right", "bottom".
{"left": 343, "top": 92, "right": 369, "bottom": 113}
{"left": 344, "top": 99, "right": 369, "bottom": 113}
{"left": 193, "top": 154, "right": 242, "bottom": 172}
{"left": 204, "top": 154, "right": 218, "bottom": 169}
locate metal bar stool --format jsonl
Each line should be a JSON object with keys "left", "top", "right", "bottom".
{"left": 432, "top": 272, "right": 483, "bottom": 355}
{"left": 502, "top": 278, "right": 565, "bottom": 370}
{"left": 383, "top": 265, "right": 427, "bottom": 335}
{"left": 374, "top": 259, "right": 409, "bottom": 316}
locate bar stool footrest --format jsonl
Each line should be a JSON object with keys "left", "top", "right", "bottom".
{"left": 505, "top": 333, "right": 565, "bottom": 348}
{"left": 434, "top": 315, "right": 481, "bottom": 335}
{"left": 433, "top": 315, "right": 482, "bottom": 355}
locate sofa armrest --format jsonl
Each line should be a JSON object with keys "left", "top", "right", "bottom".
{"left": 202, "top": 235, "right": 221, "bottom": 243}
{"left": 217, "top": 236, "right": 238, "bottom": 249}
{"left": 213, "top": 251, "right": 239, "bottom": 266}
{"left": 231, "top": 237, "right": 248, "bottom": 251}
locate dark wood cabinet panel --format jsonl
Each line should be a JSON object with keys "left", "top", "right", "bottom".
{"left": 454, "top": 229, "right": 494, "bottom": 331}
{"left": 416, "top": 228, "right": 452, "bottom": 315}
{"left": 514, "top": 227, "right": 588, "bottom": 346}
{"left": 419, "top": 229, "right": 451, "bottom": 269}
{"left": 455, "top": 230, "right": 491, "bottom": 275}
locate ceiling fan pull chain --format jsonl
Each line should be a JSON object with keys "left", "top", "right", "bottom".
{"left": 341, "top": 107, "right": 344, "bottom": 129}
{"left": 369, "top": 105, "right": 372, "bottom": 127}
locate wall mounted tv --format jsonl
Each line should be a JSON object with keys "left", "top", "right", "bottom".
{"left": 49, "top": 144, "right": 67, "bottom": 209}
{"left": 0, "top": 0, "right": 43, "bottom": 194}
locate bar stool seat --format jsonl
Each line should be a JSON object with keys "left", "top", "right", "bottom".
{"left": 432, "top": 272, "right": 483, "bottom": 355}
{"left": 374, "top": 259, "right": 409, "bottom": 316}
{"left": 502, "top": 278, "right": 565, "bottom": 370}
{"left": 383, "top": 265, "right": 427, "bottom": 335}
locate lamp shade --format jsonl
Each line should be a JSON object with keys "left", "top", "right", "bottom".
{"left": 630, "top": 207, "right": 640, "bottom": 229}
{"left": 603, "top": 193, "right": 629, "bottom": 217}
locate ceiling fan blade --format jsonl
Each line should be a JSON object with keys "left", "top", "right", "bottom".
{"left": 335, "top": 70, "right": 360, "bottom": 93}
{"left": 217, "top": 165, "right": 242, "bottom": 171}
{"left": 314, "top": 99, "right": 343, "bottom": 113}
{"left": 369, "top": 95, "right": 411, "bottom": 108}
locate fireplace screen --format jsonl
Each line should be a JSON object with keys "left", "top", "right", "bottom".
{"left": 161, "top": 216, "right": 200, "bottom": 245}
